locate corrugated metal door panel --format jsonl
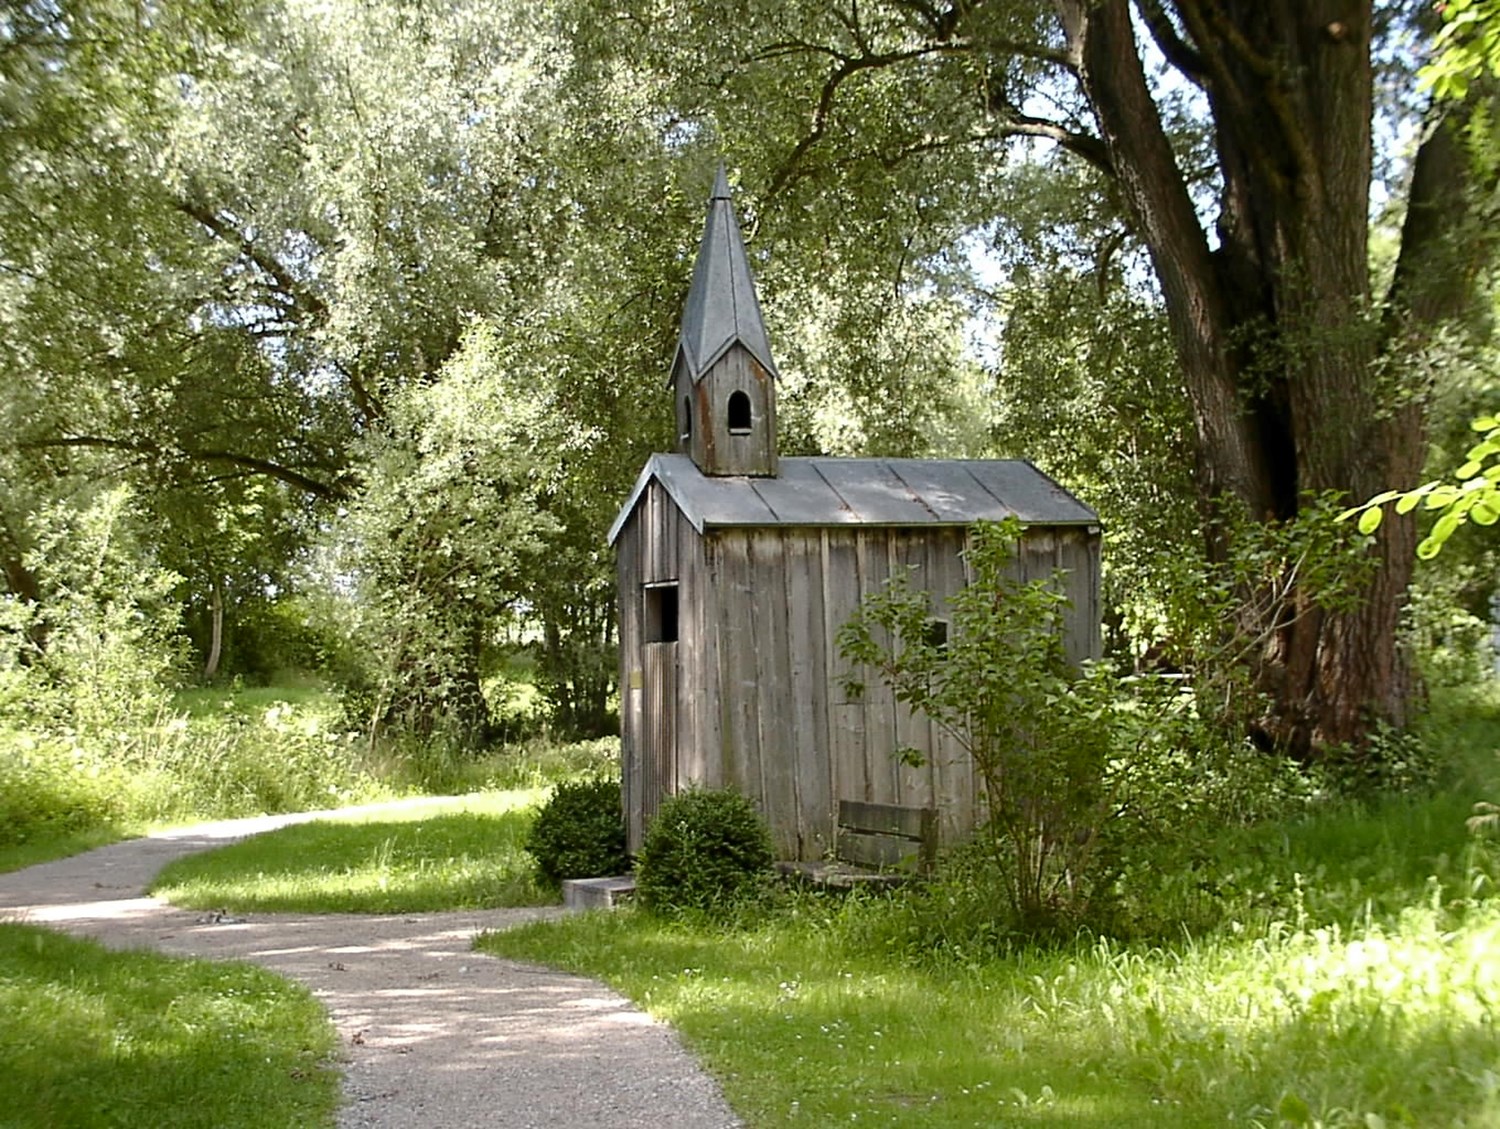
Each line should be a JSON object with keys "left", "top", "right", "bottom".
{"left": 643, "top": 642, "right": 678, "bottom": 833}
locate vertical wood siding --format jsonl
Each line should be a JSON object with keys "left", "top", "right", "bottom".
{"left": 619, "top": 495, "right": 1102, "bottom": 860}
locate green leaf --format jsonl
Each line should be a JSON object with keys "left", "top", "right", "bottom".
{"left": 1417, "top": 535, "right": 1443, "bottom": 560}
{"left": 1457, "top": 460, "right": 1485, "bottom": 480}
{"left": 1395, "top": 492, "right": 1422, "bottom": 515}
{"left": 1472, "top": 415, "right": 1499, "bottom": 431}
{"left": 1472, "top": 498, "right": 1500, "bottom": 526}
{"left": 1431, "top": 511, "right": 1465, "bottom": 546}
{"left": 1357, "top": 507, "right": 1383, "bottom": 534}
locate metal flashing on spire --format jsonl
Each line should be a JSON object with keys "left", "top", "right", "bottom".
{"left": 710, "top": 162, "right": 732, "bottom": 200}
{"left": 673, "top": 164, "right": 778, "bottom": 384}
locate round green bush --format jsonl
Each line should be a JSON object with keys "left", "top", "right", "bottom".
{"left": 525, "top": 777, "right": 628, "bottom": 885}
{"left": 635, "top": 788, "right": 775, "bottom": 918}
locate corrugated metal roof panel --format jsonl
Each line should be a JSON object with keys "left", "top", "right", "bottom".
{"left": 807, "top": 458, "right": 938, "bottom": 524}
{"left": 749, "top": 461, "right": 864, "bottom": 525}
{"left": 607, "top": 454, "right": 1097, "bottom": 545}
{"left": 964, "top": 460, "right": 1097, "bottom": 525}
{"left": 886, "top": 460, "right": 1007, "bottom": 523}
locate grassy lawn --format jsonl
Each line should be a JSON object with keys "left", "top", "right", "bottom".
{"left": 481, "top": 695, "right": 1500, "bottom": 1128}
{"left": 0, "top": 922, "right": 339, "bottom": 1129}
{"left": 151, "top": 790, "right": 553, "bottom": 913}
{"left": 0, "top": 825, "right": 139, "bottom": 876}
{"left": 484, "top": 867, "right": 1500, "bottom": 1127}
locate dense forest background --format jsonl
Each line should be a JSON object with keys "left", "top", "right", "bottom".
{"left": 3, "top": 0, "right": 1497, "bottom": 770}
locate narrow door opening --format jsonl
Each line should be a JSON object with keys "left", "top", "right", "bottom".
{"left": 644, "top": 582, "right": 680, "bottom": 643}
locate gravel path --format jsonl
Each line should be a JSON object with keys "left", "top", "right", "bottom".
{"left": 0, "top": 803, "right": 741, "bottom": 1129}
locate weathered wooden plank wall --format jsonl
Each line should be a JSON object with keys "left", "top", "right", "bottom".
{"left": 621, "top": 492, "right": 1101, "bottom": 861}
{"left": 616, "top": 502, "right": 645, "bottom": 850}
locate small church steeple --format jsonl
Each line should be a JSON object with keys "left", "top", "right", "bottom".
{"left": 672, "top": 164, "right": 778, "bottom": 477}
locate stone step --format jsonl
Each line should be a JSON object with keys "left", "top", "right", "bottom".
{"left": 561, "top": 875, "right": 636, "bottom": 911}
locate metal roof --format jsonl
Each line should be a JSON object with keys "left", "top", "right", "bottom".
{"left": 607, "top": 454, "right": 1098, "bottom": 544}
{"left": 671, "top": 164, "right": 779, "bottom": 384}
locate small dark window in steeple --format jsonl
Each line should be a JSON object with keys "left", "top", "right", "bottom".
{"left": 682, "top": 396, "right": 693, "bottom": 442}
{"left": 727, "top": 390, "right": 752, "bottom": 434}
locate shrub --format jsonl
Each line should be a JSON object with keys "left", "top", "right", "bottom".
{"left": 525, "top": 777, "right": 628, "bottom": 886}
{"left": 635, "top": 788, "right": 775, "bottom": 918}
{"left": 0, "top": 733, "right": 127, "bottom": 847}
{"left": 838, "top": 518, "right": 1117, "bottom": 933}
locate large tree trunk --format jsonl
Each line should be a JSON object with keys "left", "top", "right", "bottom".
{"left": 1059, "top": 0, "right": 1484, "bottom": 755}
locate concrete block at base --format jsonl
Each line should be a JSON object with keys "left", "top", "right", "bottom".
{"left": 562, "top": 876, "right": 636, "bottom": 911}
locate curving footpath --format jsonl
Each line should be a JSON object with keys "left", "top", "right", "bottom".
{"left": 0, "top": 803, "right": 741, "bottom": 1129}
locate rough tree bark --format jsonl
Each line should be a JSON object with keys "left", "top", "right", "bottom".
{"left": 1054, "top": 0, "right": 1491, "bottom": 755}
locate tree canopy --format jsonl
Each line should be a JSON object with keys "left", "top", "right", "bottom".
{"left": 4, "top": 0, "right": 1497, "bottom": 755}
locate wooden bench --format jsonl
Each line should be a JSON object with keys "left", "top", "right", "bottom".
{"left": 778, "top": 799, "right": 939, "bottom": 889}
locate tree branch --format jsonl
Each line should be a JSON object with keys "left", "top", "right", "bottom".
{"left": 1132, "top": 0, "right": 1207, "bottom": 85}
{"left": 982, "top": 81, "right": 1114, "bottom": 173}
{"left": 16, "top": 437, "right": 352, "bottom": 501}
{"left": 1382, "top": 87, "right": 1500, "bottom": 352}
{"left": 176, "top": 200, "right": 328, "bottom": 321}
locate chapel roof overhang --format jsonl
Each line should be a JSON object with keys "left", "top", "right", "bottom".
{"left": 607, "top": 453, "right": 1099, "bottom": 545}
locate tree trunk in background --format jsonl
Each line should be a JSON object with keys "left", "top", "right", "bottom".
{"left": 203, "top": 577, "right": 223, "bottom": 682}
{"left": 1059, "top": 0, "right": 1487, "bottom": 755}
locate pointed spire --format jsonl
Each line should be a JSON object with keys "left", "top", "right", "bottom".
{"left": 674, "top": 163, "right": 778, "bottom": 383}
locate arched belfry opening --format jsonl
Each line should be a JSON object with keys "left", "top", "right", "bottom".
{"left": 670, "top": 164, "right": 778, "bottom": 477}
{"left": 727, "top": 390, "right": 752, "bottom": 434}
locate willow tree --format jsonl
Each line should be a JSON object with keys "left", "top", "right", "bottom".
{"left": 571, "top": 0, "right": 1497, "bottom": 754}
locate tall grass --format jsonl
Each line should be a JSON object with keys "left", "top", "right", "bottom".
{"left": 1, "top": 678, "right": 621, "bottom": 872}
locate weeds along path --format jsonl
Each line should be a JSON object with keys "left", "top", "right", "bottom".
{"left": 0, "top": 802, "right": 741, "bottom": 1129}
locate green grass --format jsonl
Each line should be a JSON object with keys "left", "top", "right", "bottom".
{"left": 479, "top": 691, "right": 1500, "bottom": 1128}
{"left": 0, "top": 824, "right": 138, "bottom": 875}
{"left": 483, "top": 885, "right": 1500, "bottom": 1127}
{"left": 0, "top": 922, "right": 339, "bottom": 1128}
{"left": 151, "top": 790, "right": 554, "bottom": 913}
{"left": 172, "top": 682, "right": 335, "bottom": 719}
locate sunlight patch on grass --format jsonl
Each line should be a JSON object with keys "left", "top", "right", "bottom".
{"left": 482, "top": 890, "right": 1500, "bottom": 1128}
{"left": 151, "top": 789, "right": 552, "bottom": 913}
{"left": 0, "top": 922, "right": 339, "bottom": 1128}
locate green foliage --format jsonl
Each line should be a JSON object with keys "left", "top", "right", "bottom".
{"left": 3, "top": 487, "right": 186, "bottom": 736}
{"left": 329, "top": 324, "right": 561, "bottom": 746}
{"left": 1138, "top": 495, "right": 1378, "bottom": 736}
{"left": 1421, "top": 0, "right": 1500, "bottom": 100}
{"left": 525, "top": 777, "right": 628, "bottom": 886}
{"left": 838, "top": 518, "right": 1121, "bottom": 931}
{"left": 0, "top": 921, "right": 340, "bottom": 1128}
{"left": 1341, "top": 413, "right": 1500, "bottom": 558}
{"left": 0, "top": 734, "right": 128, "bottom": 849}
{"left": 635, "top": 789, "right": 775, "bottom": 919}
